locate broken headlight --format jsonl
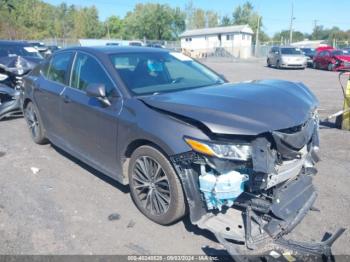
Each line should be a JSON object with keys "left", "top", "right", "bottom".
{"left": 184, "top": 137, "right": 252, "bottom": 161}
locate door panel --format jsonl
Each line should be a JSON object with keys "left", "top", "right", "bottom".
{"left": 33, "top": 52, "right": 73, "bottom": 139}
{"left": 35, "top": 77, "right": 65, "bottom": 136}
{"left": 59, "top": 52, "right": 122, "bottom": 177}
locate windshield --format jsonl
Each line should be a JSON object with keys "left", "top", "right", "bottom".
{"left": 332, "top": 50, "right": 349, "bottom": 56}
{"left": 281, "top": 48, "right": 302, "bottom": 55}
{"left": 301, "top": 48, "right": 315, "bottom": 55}
{"left": 0, "top": 45, "right": 42, "bottom": 58}
{"left": 110, "top": 52, "right": 224, "bottom": 95}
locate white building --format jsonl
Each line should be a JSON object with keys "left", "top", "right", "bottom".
{"left": 180, "top": 25, "right": 254, "bottom": 59}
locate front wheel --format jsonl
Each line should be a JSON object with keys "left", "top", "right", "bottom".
{"left": 276, "top": 60, "right": 281, "bottom": 69}
{"left": 128, "top": 145, "right": 186, "bottom": 225}
{"left": 267, "top": 59, "right": 271, "bottom": 67}
{"left": 24, "top": 102, "right": 48, "bottom": 144}
{"left": 328, "top": 63, "right": 335, "bottom": 71}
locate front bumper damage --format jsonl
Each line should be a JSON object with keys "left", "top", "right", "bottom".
{"left": 171, "top": 117, "right": 345, "bottom": 259}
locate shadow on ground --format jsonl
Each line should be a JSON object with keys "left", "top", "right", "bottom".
{"left": 51, "top": 144, "right": 130, "bottom": 194}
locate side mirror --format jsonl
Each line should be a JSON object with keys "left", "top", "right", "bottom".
{"left": 86, "top": 83, "right": 111, "bottom": 106}
{"left": 218, "top": 74, "right": 228, "bottom": 82}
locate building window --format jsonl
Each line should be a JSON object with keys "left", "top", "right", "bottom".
{"left": 242, "top": 34, "right": 246, "bottom": 40}
{"left": 226, "top": 35, "right": 230, "bottom": 41}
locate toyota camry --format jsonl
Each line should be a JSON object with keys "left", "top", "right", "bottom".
{"left": 22, "top": 46, "right": 344, "bottom": 257}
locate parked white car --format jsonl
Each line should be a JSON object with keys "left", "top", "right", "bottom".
{"left": 267, "top": 46, "right": 307, "bottom": 69}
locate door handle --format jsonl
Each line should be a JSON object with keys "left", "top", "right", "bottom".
{"left": 63, "top": 95, "right": 71, "bottom": 103}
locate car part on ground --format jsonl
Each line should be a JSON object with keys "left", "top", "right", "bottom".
{"left": 22, "top": 46, "right": 345, "bottom": 259}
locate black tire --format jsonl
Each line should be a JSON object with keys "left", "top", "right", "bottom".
{"left": 267, "top": 59, "right": 271, "bottom": 67}
{"left": 24, "top": 102, "right": 48, "bottom": 144}
{"left": 128, "top": 145, "right": 186, "bottom": 225}
{"left": 276, "top": 60, "right": 281, "bottom": 69}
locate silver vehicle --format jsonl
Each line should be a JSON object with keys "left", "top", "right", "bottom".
{"left": 267, "top": 46, "right": 307, "bottom": 69}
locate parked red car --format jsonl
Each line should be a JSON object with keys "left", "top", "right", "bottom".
{"left": 313, "top": 49, "right": 350, "bottom": 71}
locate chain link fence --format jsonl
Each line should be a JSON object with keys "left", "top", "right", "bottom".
{"left": 37, "top": 38, "right": 349, "bottom": 64}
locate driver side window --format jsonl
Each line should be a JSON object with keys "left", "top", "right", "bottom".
{"left": 70, "top": 53, "right": 116, "bottom": 97}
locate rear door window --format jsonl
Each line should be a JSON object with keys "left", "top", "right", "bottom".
{"left": 46, "top": 52, "right": 73, "bottom": 85}
{"left": 70, "top": 52, "right": 116, "bottom": 97}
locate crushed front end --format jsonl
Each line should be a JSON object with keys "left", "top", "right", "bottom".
{"left": 171, "top": 114, "right": 345, "bottom": 259}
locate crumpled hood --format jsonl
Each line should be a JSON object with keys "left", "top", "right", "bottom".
{"left": 141, "top": 80, "right": 319, "bottom": 136}
{"left": 334, "top": 55, "right": 350, "bottom": 62}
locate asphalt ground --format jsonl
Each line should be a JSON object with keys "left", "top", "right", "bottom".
{"left": 0, "top": 59, "right": 349, "bottom": 257}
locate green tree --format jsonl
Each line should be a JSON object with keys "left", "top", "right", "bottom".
{"left": 273, "top": 30, "right": 305, "bottom": 43}
{"left": 184, "top": 2, "right": 219, "bottom": 29}
{"left": 221, "top": 15, "right": 231, "bottom": 26}
{"left": 192, "top": 8, "right": 205, "bottom": 29}
{"left": 206, "top": 11, "right": 219, "bottom": 27}
{"left": 124, "top": 3, "right": 185, "bottom": 40}
{"left": 0, "top": 0, "right": 15, "bottom": 13}
{"left": 232, "top": 1, "right": 265, "bottom": 42}
{"left": 105, "top": 15, "right": 123, "bottom": 38}
{"left": 74, "top": 6, "right": 104, "bottom": 38}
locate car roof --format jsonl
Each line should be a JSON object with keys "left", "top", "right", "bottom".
{"left": 62, "top": 46, "right": 170, "bottom": 56}
{"left": 0, "top": 40, "right": 31, "bottom": 46}
{"left": 279, "top": 46, "right": 298, "bottom": 49}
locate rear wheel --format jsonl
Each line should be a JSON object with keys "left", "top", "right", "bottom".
{"left": 24, "top": 102, "right": 48, "bottom": 144}
{"left": 128, "top": 145, "right": 186, "bottom": 225}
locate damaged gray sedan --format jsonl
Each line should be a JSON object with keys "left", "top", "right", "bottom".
{"left": 22, "top": 47, "right": 344, "bottom": 258}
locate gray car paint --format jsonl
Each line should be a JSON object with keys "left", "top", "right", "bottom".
{"left": 23, "top": 46, "right": 318, "bottom": 185}
{"left": 141, "top": 80, "right": 319, "bottom": 135}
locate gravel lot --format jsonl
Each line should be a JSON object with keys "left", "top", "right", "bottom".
{"left": 0, "top": 59, "right": 349, "bottom": 256}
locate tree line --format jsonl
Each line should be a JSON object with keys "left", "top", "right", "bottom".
{"left": 0, "top": 0, "right": 349, "bottom": 44}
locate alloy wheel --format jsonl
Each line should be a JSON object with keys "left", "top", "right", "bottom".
{"left": 131, "top": 156, "right": 171, "bottom": 216}
{"left": 25, "top": 104, "right": 39, "bottom": 139}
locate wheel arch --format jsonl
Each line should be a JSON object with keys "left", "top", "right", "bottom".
{"left": 121, "top": 138, "right": 176, "bottom": 185}
{"left": 23, "top": 98, "right": 32, "bottom": 109}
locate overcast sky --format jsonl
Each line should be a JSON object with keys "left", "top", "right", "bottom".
{"left": 46, "top": 0, "right": 350, "bottom": 36}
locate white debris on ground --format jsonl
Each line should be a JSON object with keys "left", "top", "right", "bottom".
{"left": 30, "top": 167, "right": 40, "bottom": 174}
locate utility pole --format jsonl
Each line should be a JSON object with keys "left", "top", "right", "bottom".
{"left": 106, "top": 21, "right": 111, "bottom": 40}
{"left": 255, "top": 16, "right": 261, "bottom": 57}
{"left": 313, "top": 20, "right": 318, "bottom": 39}
{"left": 289, "top": 0, "right": 295, "bottom": 44}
